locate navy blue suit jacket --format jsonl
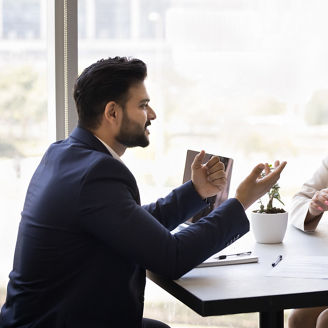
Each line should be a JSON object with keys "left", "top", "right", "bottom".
{"left": 0, "top": 127, "right": 249, "bottom": 328}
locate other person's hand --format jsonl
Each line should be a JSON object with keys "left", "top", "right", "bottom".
{"left": 191, "top": 150, "right": 227, "bottom": 199}
{"left": 308, "top": 188, "right": 328, "bottom": 217}
{"left": 235, "top": 160, "right": 287, "bottom": 210}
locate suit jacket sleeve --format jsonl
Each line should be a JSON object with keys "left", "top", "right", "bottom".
{"left": 141, "top": 180, "right": 212, "bottom": 230}
{"left": 290, "top": 156, "right": 328, "bottom": 231}
{"left": 78, "top": 157, "right": 249, "bottom": 279}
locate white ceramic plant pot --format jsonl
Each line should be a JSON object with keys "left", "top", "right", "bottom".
{"left": 251, "top": 212, "right": 288, "bottom": 244}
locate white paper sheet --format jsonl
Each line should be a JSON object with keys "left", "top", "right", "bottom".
{"left": 267, "top": 256, "right": 328, "bottom": 279}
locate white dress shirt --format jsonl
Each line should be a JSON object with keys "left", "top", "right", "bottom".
{"left": 94, "top": 136, "right": 124, "bottom": 165}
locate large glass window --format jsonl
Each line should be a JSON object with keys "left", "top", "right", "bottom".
{"left": 95, "top": 0, "right": 130, "bottom": 39}
{"left": 2, "top": 0, "right": 41, "bottom": 39}
{"left": 0, "top": 0, "right": 49, "bottom": 306}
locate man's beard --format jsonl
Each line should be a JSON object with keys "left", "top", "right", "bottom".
{"left": 115, "top": 112, "right": 150, "bottom": 148}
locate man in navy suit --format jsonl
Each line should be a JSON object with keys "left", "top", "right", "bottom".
{"left": 0, "top": 57, "right": 286, "bottom": 328}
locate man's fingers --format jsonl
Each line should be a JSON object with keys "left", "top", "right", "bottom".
{"left": 247, "top": 163, "right": 265, "bottom": 182}
{"left": 206, "top": 160, "right": 225, "bottom": 174}
{"left": 191, "top": 150, "right": 206, "bottom": 169}
{"left": 274, "top": 160, "right": 280, "bottom": 168}
{"left": 272, "top": 161, "right": 287, "bottom": 176}
{"left": 235, "top": 160, "right": 286, "bottom": 210}
{"left": 205, "top": 156, "right": 223, "bottom": 170}
{"left": 264, "top": 163, "right": 271, "bottom": 175}
{"left": 260, "top": 161, "right": 287, "bottom": 184}
{"left": 207, "top": 170, "right": 226, "bottom": 182}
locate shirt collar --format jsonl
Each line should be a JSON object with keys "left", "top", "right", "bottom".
{"left": 94, "top": 136, "right": 124, "bottom": 164}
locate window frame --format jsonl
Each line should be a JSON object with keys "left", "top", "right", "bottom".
{"left": 47, "top": 0, "right": 78, "bottom": 141}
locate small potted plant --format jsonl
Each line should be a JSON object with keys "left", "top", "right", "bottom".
{"left": 251, "top": 165, "right": 288, "bottom": 244}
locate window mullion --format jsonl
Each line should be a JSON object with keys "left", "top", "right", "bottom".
{"left": 47, "top": 0, "right": 78, "bottom": 141}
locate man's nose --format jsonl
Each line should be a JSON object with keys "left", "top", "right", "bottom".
{"left": 147, "top": 105, "right": 156, "bottom": 120}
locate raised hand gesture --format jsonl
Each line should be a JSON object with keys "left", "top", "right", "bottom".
{"left": 191, "top": 150, "right": 227, "bottom": 199}
{"left": 235, "top": 160, "right": 287, "bottom": 210}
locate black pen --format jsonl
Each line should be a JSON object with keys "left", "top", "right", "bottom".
{"left": 217, "top": 251, "right": 252, "bottom": 260}
{"left": 272, "top": 255, "right": 283, "bottom": 267}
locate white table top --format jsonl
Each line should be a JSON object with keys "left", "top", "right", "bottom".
{"left": 148, "top": 221, "right": 328, "bottom": 316}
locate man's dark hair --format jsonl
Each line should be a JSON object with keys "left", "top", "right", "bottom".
{"left": 73, "top": 56, "right": 147, "bottom": 130}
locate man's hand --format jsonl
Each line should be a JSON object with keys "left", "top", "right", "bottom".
{"left": 235, "top": 160, "right": 287, "bottom": 210}
{"left": 191, "top": 150, "right": 227, "bottom": 199}
{"left": 308, "top": 188, "right": 328, "bottom": 217}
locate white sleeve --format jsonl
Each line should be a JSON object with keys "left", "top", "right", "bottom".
{"left": 290, "top": 156, "right": 328, "bottom": 231}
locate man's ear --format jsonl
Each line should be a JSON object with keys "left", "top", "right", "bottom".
{"left": 104, "top": 101, "right": 119, "bottom": 123}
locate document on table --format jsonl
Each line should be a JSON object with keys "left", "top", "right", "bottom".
{"left": 267, "top": 256, "right": 328, "bottom": 279}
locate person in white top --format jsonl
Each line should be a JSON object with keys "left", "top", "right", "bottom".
{"left": 288, "top": 156, "right": 328, "bottom": 328}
